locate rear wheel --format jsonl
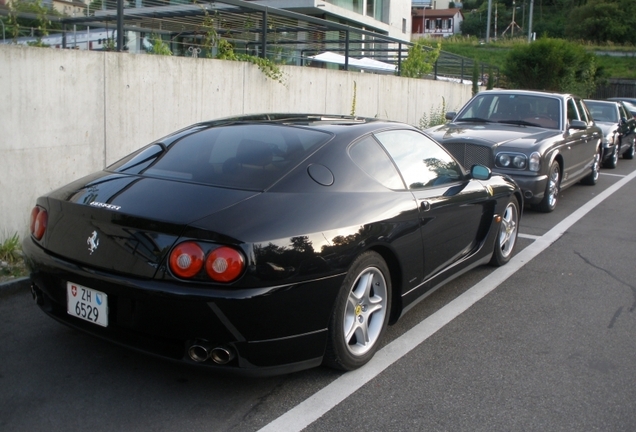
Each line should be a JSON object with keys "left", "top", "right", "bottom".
{"left": 581, "top": 146, "right": 601, "bottom": 186}
{"left": 537, "top": 161, "right": 561, "bottom": 213}
{"left": 324, "top": 251, "right": 391, "bottom": 371}
{"left": 489, "top": 196, "right": 520, "bottom": 267}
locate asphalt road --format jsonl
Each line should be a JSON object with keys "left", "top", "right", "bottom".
{"left": 2, "top": 161, "right": 635, "bottom": 432}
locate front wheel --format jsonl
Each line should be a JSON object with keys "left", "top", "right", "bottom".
{"left": 603, "top": 143, "right": 618, "bottom": 169}
{"left": 537, "top": 160, "right": 561, "bottom": 213}
{"left": 489, "top": 196, "right": 520, "bottom": 267}
{"left": 581, "top": 146, "right": 601, "bottom": 186}
{"left": 324, "top": 251, "right": 391, "bottom": 371}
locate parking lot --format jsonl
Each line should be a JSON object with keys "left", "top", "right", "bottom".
{"left": 2, "top": 161, "right": 636, "bottom": 432}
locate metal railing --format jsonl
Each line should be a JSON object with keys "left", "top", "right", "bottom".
{"left": 0, "top": 0, "right": 498, "bottom": 84}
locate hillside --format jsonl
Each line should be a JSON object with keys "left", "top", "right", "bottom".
{"left": 440, "top": 39, "right": 636, "bottom": 80}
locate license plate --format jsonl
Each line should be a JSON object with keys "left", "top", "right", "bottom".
{"left": 67, "top": 282, "right": 108, "bottom": 327}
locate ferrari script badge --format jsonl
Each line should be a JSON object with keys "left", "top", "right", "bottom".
{"left": 87, "top": 231, "right": 99, "bottom": 255}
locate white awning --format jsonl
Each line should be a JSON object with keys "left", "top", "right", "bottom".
{"left": 308, "top": 52, "right": 396, "bottom": 73}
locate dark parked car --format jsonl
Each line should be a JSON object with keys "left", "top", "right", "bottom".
{"left": 23, "top": 114, "right": 522, "bottom": 376}
{"left": 584, "top": 99, "right": 636, "bottom": 167}
{"left": 426, "top": 90, "right": 602, "bottom": 212}
{"left": 607, "top": 98, "right": 636, "bottom": 118}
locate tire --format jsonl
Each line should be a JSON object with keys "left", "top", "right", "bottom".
{"left": 489, "top": 196, "right": 520, "bottom": 267}
{"left": 623, "top": 139, "right": 635, "bottom": 160}
{"left": 603, "top": 143, "right": 618, "bottom": 169}
{"left": 537, "top": 160, "right": 561, "bottom": 213}
{"left": 581, "top": 146, "right": 601, "bottom": 186}
{"left": 324, "top": 251, "right": 391, "bottom": 371}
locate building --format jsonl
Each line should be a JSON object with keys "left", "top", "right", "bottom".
{"left": 412, "top": 7, "right": 463, "bottom": 38}
{"left": 51, "top": 0, "right": 86, "bottom": 17}
{"left": 251, "top": 0, "right": 413, "bottom": 42}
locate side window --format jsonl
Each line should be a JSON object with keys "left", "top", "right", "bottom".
{"left": 618, "top": 103, "right": 628, "bottom": 120}
{"left": 567, "top": 98, "right": 579, "bottom": 122}
{"left": 349, "top": 136, "right": 405, "bottom": 190}
{"left": 374, "top": 130, "right": 462, "bottom": 190}
{"left": 575, "top": 99, "right": 590, "bottom": 123}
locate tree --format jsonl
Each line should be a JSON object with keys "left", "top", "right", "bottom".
{"left": 401, "top": 39, "right": 441, "bottom": 79}
{"left": 503, "top": 38, "right": 603, "bottom": 97}
{"left": 486, "top": 66, "right": 495, "bottom": 90}
{"left": 4, "top": 0, "right": 63, "bottom": 43}
{"left": 565, "top": 0, "right": 636, "bottom": 45}
{"left": 472, "top": 61, "right": 480, "bottom": 96}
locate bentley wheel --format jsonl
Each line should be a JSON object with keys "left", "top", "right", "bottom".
{"left": 581, "top": 146, "right": 601, "bottom": 185}
{"left": 324, "top": 251, "right": 391, "bottom": 371}
{"left": 604, "top": 144, "right": 618, "bottom": 168}
{"left": 490, "top": 196, "right": 520, "bottom": 267}
{"left": 537, "top": 161, "right": 561, "bottom": 213}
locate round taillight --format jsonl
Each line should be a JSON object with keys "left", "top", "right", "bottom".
{"left": 205, "top": 247, "right": 245, "bottom": 282}
{"left": 169, "top": 242, "right": 205, "bottom": 278}
{"left": 30, "top": 206, "right": 48, "bottom": 241}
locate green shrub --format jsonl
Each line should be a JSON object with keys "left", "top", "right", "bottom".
{"left": 503, "top": 38, "right": 602, "bottom": 97}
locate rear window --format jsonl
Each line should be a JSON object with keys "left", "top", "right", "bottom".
{"left": 109, "top": 124, "right": 331, "bottom": 190}
{"left": 586, "top": 101, "right": 618, "bottom": 123}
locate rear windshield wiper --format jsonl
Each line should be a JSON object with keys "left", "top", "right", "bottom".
{"left": 498, "top": 120, "right": 542, "bottom": 127}
{"left": 455, "top": 117, "right": 491, "bottom": 123}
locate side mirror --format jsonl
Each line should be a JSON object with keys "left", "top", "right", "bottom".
{"left": 445, "top": 112, "right": 456, "bottom": 120}
{"left": 569, "top": 119, "right": 587, "bottom": 130}
{"left": 621, "top": 117, "right": 627, "bottom": 125}
{"left": 471, "top": 164, "right": 491, "bottom": 180}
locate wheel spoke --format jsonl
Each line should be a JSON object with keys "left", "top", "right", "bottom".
{"left": 499, "top": 203, "right": 518, "bottom": 256}
{"left": 342, "top": 266, "right": 388, "bottom": 356}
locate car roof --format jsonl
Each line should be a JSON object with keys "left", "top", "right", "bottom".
{"left": 476, "top": 89, "right": 572, "bottom": 99}
{"left": 190, "top": 113, "right": 415, "bottom": 139}
{"left": 584, "top": 99, "right": 618, "bottom": 106}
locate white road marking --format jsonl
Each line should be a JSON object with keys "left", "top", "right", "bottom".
{"left": 600, "top": 172, "right": 627, "bottom": 178}
{"left": 518, "top": 233, "right": 541, "bottom": 240}
{"left": 257, "top": 169, "right": 636, "bottom": 432}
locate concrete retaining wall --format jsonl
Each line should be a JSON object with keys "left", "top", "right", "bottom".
{"left": 0, "top": 44, "right": 474, "bottom": 239}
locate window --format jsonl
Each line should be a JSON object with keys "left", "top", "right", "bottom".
{"left": 575, "top": 98, "right": 590, "bottom": 123}
{"left": 456, "top": 94, "right": 562, "bottom": 129}
{"left": 567, "top": 98, "right": 579, "bottom": 122}
{"left": 374, "top": 130, "right": 462, "bottom": 190}
{"left": 109, "top": 124, "right": 331, "bottom": 190}
{"left": 349, "top": 136, "right": 404, "bottom": 190}
{"left": 403, "top": 18, "right": 407, "bottom": 33}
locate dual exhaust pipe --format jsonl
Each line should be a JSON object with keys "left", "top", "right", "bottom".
{"left": 188, "top": 340, "right": 235, "bottom": 365}
{"left": 31, "top": 284, "right": 234, "bottom": 366}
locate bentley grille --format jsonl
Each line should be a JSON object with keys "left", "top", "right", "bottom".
{"left": 442, "top": 142, "right": 494, "bottom": 169}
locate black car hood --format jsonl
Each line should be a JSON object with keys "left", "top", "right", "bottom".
{"left": 40, "top": 172, "right": 258, "bottom": 277}
{"left": 594, "top": 121, "right": 618, "bottom": 136}
{"left": 427, "top": 122, "right": 560, "bottom": 149}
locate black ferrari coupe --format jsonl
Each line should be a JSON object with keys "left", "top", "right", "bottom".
{"left": 23, "top": 114, "right": 521, "bottom": 376}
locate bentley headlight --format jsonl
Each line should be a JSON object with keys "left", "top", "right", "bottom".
{"left": 496, "top": 153, "right": 527, "bottom": 169}
{"left": 604, "top": 132, "right": 614, "bottom": 145}
{"left": 529, "top": 152, "right": 541, "bottom": 172}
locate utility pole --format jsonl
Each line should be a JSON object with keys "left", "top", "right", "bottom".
{"left": 117, "top": 0, "right": 124, "bottom": 51}
{"left": 486, "top": 0, "right": 492, "bottom": 42}
{"left": 528, "top": 0, "right": 534, "bottom": 42}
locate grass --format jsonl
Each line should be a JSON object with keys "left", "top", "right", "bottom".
{"left": 439, "top": 37, "right": 636, "bottom": 80}
{"left": 0, "top": 233, "right": 28, "bottom": 284}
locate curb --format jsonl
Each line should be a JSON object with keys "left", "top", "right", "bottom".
{"left": 0, "top": 277, "right": 30, "bottom": 296}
